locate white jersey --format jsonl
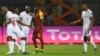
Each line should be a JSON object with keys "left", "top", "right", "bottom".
{"left": 20, "top": 11, "right": 32, "bottom": 25}
{"left": 20, "top": 11, "right": 32, "bottom": 37}
{"left": 6, "top": 11, "right": 14, "bottom": 29}
{"left": 12, "top": 14, "right": 21, "bottom": 28}
{"left": 6, "top": 11, "right": 25, "bottom": 38}
{"left": 82, "top": 9, "right": 93, "bottom": 29}
{"left": 12, "top": 14, "right": 25, "bottom": 39}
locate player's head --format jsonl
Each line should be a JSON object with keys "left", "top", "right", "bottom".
{"left": 82, "top": 4, "right": 88, "bottom": 11}
{"left": 25, "top": 6, "right": 30, "bottom": 13}
{"left": 34, "top": 6, "right": 39, "bottom": 12}
{"left": 12, "top": 7, "right": 19, "bottom": 14}
{"left": 2, "top": 6, "right": 8, "bottom": 13}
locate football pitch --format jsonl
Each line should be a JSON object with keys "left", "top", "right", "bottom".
{"left": 0, "top": 44, "right": 99, "bottom": 56}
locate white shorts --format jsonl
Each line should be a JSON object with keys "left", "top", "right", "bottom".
{"left": 21, "top": 26, "right": 30, "bottom": 38}
{"left": 7, "top": 26, "right": 25, "bottom": 40}
{"left": 83, "top": 29, "right": 91, "bottom": 37}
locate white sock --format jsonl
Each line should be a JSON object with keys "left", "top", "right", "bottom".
{"left": 20, "top": 40, "right": 25, "bottom": 52}
{"left": 15, "top": 41, "right": 21, "bottom": 50}
{"left": 90, "top": 40, "right": 97, "bottom": 48}
{"left": 8, "top": 41, "right": 14, "bottom": 53}
{"left": 83, "top": 42, "right": 88, "bottom": 52}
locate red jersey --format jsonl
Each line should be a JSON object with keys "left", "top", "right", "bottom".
{"left": 34, "top": 10, "right": 44, "bottom": 30}
{"left": 34, "top": 11, "right": 41, "bottom": 28}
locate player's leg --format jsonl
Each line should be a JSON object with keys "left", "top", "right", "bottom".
{"left": 90, "top": 39, "right": 97, "bottom": 53}
{"left": 14, "top": 40, "right": 21, "bottom": 52}
{"left": 12, "top": 33, "right": 21, "bottom": 52}
{"left": 38, "top": 30, "right": 44, "bottom": 53}
{"left": 25, "top": 29, "right": 29, "bottom": 46}
{"left": 6, "top": 36, "right": 14, "bottom": 54}
{"left": 15, "top": 28, "right": 28, "bottom": 54}
{"left": 22, "top": 28, "right": 27, "bottom": 45}
{"left": 83, "top": 30, "right": 88, "bottom": 53}
{"left": 32, "top": 32, "right": 40, "bottom": 54}
{"left": 6, "top": 29, "right": 15, "bottom": 54}
{"left": 86, "top": 31, "right": 97, "bottom": 52}
{"left": 20, "top": 37, "right": 27, "bottom": 54}
{"left": 22, "top": 27, "right": 29, "bottom": 46}
{"left": 83, "top": 36, "right": 88, "bottom": 53}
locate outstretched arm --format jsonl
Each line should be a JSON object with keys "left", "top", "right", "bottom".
{"left": 70, "top": 18, "right": 82, "bottom": 25}
{"left": 17, "top": 20, "right": 30, "bottom": 28}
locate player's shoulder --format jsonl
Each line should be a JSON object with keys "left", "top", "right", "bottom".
{"left": 6, "top": 11, "right": 13, "bottom": 16}
{"left": 20, "top": 11, "right": 25, "bottom": 15}
{"left": 7, "top": 11, "right": 13, "bottom": 14}
{"left": 82, "top": 10, "right": 85, "bottom": 14}
{"left": 87, "top": 9, "right": 92, "bottom": 13}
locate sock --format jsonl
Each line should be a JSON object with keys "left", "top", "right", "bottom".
{"left": 83, "top": 42, "right": 88, "bottom": 52}
{"left": 20, "top": 40, "right": 25, "bottom": 52}
{"left": 90, "top": 40, "right": 97, "bottom": 48}
{"left": 40, "top": 39, "right": 44, "bottom": 50}
{"left": 33, "top": 39, "right": 38, "bottom": 50}
{"left": 15, "top": 41, "right": 21, "bottom": 50}
{"left": 8, "top": 41, "right": 14, "bottom": 53}
{"left": 32, "top": 35, "right": 38, "bottom": 49}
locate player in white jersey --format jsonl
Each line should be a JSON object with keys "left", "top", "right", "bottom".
{"left": 12, "top": 7, "right": 30, "bottom": 54}
{"left": 2, "top": 6, "right": 15, "bottom": 55}
{"left": 20, "top": 6, "right": 32, "bottom": 45}
{"left": 2, "top": 6, "right": 29, "bottom": 55}
{"left": 70, "top": 4, "right": 97, "bottom": 53}
{"left": 6, "top": 8, "right": 21, "bottom": 54}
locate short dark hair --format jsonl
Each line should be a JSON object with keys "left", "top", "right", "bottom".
{"left": 11, "top": 7, "right": 18, "bottom": 12}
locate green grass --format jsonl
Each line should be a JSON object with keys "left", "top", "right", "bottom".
{"left": 0, "top": 44, "right": 99, "bottom": 56}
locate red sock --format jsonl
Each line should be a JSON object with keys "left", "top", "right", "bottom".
{"left": 32, "top": 34, "right": 38, "bottom": 49}
{"left": 40, "top": 38, "right": 44, "bottom": 50}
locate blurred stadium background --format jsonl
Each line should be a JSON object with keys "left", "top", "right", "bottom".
{"left": 0, "top": 0, "right": 100, "bottom": 26}
{"left": 0, "top": 0, "right": 100, "bottom": 56}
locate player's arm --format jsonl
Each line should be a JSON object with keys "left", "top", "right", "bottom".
{"left": 70, "top": 18, "right": 82, "bottom": 25}
{"left": 18, "top": 13, "right": 31, "bottom": 27}
{"left": 17, "top": 20, "right": 30, "bottom": 27}
{"left": 39, "top": 10, "right": 44, "bottom": 26}
{"left": 35, "top": 10, "right": 44, "bottom": 31}
{"left": 17, "top": 16, "right": 30, "bottom": 27}
{"left": 3, "top": 19, "right": 11, "bottom": 26}
{"left": 89, "top": 15, "right": 94, "bottom": 30}
{"left": 39, "top": 10, "right": 45, "bottom": 23}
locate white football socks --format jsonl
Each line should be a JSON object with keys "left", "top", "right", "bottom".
{"left": 20, "top": 40, "right": 25, "bottom": 52}
{"left": 90, "top": 40, "right": 97, "bottom": 48}
{"left": 8, "top": 41, "right": 14, "bottom": 53}
{"left": 83, "top": 42, "right": 88, "bottom": 52}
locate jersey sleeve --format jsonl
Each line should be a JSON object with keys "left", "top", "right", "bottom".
{"left": 7, "top": 12, "right": 13, "bottom": 19}
{"left": 89, "top": 10, "right": 93, "bottom": 17}
{"left": 39, "top": 10, "right": 44, "bottom": 20}
{"left": 6, "top": 12, "right": 13, "bottom": 21}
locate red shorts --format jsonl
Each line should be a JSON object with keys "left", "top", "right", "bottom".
{"left": 33, "top": 26, "right": 44, "bottom": 39}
